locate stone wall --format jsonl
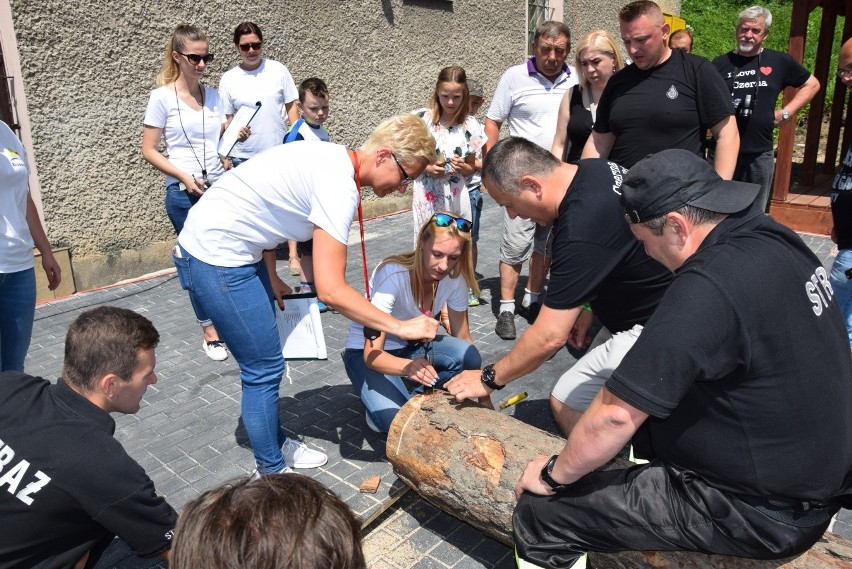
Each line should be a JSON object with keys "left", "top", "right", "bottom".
{"left": 9, "top": 0, "right": 677, "bottom": 290}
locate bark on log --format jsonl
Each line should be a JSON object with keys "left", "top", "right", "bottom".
{"left": 386, "top": 391, "right": 852, "bottom": 568}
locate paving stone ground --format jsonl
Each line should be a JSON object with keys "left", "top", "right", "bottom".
{"left": 26, "top": 194, "right": 851, "bottom": 568}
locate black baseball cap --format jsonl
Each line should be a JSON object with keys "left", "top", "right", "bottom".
{"left": 621, "top": 149, "right": 760, "bottom": 223}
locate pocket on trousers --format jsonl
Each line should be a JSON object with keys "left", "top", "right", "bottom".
{"left": 172, "top": 247, "right": 192, "bottom": 291}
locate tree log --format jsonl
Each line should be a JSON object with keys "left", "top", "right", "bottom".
{"left": 386, "top": 391, "right": 852, "bottom": 568}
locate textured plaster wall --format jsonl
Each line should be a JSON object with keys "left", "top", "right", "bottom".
{"left": 10, "top": 0, "right": 525, "bottom": 289}
{"left": 12, "top": 0, "right": 679, "bottom": 289}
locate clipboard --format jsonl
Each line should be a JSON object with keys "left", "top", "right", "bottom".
{"left": 218, "top": 102, "right": 262, "bottom": 158}
{"left": 274, "top": 293, "right": 328, "bottom": 360}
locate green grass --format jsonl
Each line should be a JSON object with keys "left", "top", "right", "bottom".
{"left": 682, "top": 0, "right": 844, "bottom": 112}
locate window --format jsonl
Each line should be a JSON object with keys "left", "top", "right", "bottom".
{"left": 527, "top": 0, "right": 550, "bottom": 55}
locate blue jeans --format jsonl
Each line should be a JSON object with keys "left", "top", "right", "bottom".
{"left": 342, "top": 335, "right": 481, "bottom": 432}
{"left": 173, "top": 246, "right": 288, "bottom": 472}
{"left": 0, "top": 268, "right": 36, "bottom": 372}
{"left": 165, "top": 183, "right": 211, "bottom": 328}
{"left": 468, "top": 185, "right": 483, "bottom": 244}
{"left": 830, "top": 248, "right": 852, "bottom": 346}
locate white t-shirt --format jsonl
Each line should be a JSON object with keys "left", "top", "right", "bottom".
{"left": 179, "top": 142, "right": 358, "bottom": 266}
{"left": 0, "top": 121, "right": 34, "bottom": 273}
{"left": 345, "top": 261, "right": 469, "bottom": 351}
{"left": 143, "top": 85, "right": 226, "bottom": 186}
{"left": 486, "top": 59, "right": 577, "bottom": 149}
{"left": 218, "top": 59, "right": 298, "bottom": 158}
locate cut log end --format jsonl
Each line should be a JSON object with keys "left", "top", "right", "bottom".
{"left": 387, "top": 391, "right": 852, "bottom": 568}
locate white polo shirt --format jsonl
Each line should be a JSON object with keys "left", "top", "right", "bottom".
{"left": 486, "top": 57, "right": 577, "bottom": 149}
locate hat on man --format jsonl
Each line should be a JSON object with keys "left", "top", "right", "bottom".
{"left": 621, "top": 149, "right": 760, "bottom": 223}
{"left": 468, "top": 79, "right": 484, "bottom": 99}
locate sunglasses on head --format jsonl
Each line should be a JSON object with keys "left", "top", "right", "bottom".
{"left": 432, "top": 213, "right": 472, "bottom": 232}
{"left": 239, "top": 42, "right": 262, "bottom": 52}
{"left": 177, "top": 51, "right": 214, "bottom": 65}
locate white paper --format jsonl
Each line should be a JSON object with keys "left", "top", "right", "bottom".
{"left": 218, "top": 103, "right": 261, "bottom": 157}
{"left": 275, "top": 294, "right": 328, "bottom": 360}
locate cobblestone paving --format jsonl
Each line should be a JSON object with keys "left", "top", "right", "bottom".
{"left": 26, "top": 194, "right": 850, "bottom": 568}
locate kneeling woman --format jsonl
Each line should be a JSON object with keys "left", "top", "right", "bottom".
{"left": 343, "top": 213, "right": 487, "bottom": 432}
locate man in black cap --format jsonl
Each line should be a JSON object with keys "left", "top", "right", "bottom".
{"left": 513, "top": 149, "right": 852, "bottom": 569}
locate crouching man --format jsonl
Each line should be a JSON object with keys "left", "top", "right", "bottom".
{"left": 0, "top": 306, "right": 177, "bottom": 568}
{"left": 513, "top": 150, "right": 852, "bottom": 568}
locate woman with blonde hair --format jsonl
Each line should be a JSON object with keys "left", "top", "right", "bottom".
{"left": 411, "top": 66, "right": 486, "bottom": 240}
{"left": 142, "top": 24, "right": 237, "bottom": 361}
{"left": 174, "top": 114, "right": 437, "bottom": 475}
{"left": 343, "top": 212, "right": 488, "bottom": 432}
{"left": 551, "top": 30, "right": 625, "bottom": 163}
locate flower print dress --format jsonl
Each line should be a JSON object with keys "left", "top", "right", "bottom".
{"left": 410, "top": 108, "right": 486, "bottom": 240}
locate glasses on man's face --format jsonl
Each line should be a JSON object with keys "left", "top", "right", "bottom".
{"left": 177, "top": 51, "right": 214, "bottom": 65}
{"left": 838, "top": 68, "right": 852, "bottom": 80}
{"left": 239, "top": 42, "right": 262, "bottom": 52}
{"left": 433, "top": 212, "right": 472, "bottom": 232}
{"left": 390, "top": 152, "right": 412, "bottom": 185}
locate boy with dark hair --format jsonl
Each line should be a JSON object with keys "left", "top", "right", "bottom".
{"left": 283, "top": 77, "right": 332, "bottom": 310}
{"left": 0, "top": 306, "right": 177, "bottom": 568}
{"left": 283, "top": 77, "right": 331, "bottom": 143}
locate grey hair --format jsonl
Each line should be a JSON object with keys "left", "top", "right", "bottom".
{"left": 482, "top": 137, "right": 561, "bottom": 196}
{"left": 534, "top": 20, "right": 572, "bottom": 45}
{"left": 639, "top": 205, "right": 727, "bottom": 235}
{"left": 738, "top": 6, "right": 772, "bottom": 29}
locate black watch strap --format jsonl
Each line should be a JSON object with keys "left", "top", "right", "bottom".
{"left": 481, "top": 364, "right": 504, "bottom": 390}
{"left": 540, "top": 454, "right": 568, "bottom": 491}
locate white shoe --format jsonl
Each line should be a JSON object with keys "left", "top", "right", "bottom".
{"left": 281, "top": 438, "right": 328, "bottom": 469}
{"left": 250, "top": 466, "right": 294, "bottom": 481}
{"left": 202, "top": 340, "right": 228, "bottom": 361}
{"left": 365, "top": 411, "right": 382, "bottom": 433}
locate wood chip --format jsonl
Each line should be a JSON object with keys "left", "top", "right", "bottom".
{"left": 359, "top": 475, "right": 381, "bottom": 493}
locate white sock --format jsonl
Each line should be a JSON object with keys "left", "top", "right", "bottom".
{"left": 500, "top": 300, "right": 515, "bottom": 314}
{"left": 300, "top": 281, "right": 313, "bottom": 293}
{"left": 522, "top": 288, "right": 540, "bottom": 308}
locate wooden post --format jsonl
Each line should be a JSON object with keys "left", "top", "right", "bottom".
{"left": 387, "top": 391, "right": 852, "bottom": 568}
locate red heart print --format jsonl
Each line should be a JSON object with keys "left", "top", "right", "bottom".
{"left": 759, "top": 66, "right": 772, "bottom": 75}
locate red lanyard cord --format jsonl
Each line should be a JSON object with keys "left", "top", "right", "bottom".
{"left": 351, "top": 150, "right": 371, "bottom": 300}
{"left": 351, "top": 150, "right": 382, "bottom": 342}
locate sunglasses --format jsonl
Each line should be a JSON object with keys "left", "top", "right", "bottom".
{"left": 177, "top": 51, "right": 214, "bottom": 65}
{"left": 390, "top": 152, "right": 412, "bottom": 184}
{"left": 433, "top": 212, "right": 472, "bottom": 232}
{"left": 239, "top": 42, "right": 263, "bottom": 52}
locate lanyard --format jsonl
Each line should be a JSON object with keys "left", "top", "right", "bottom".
{"left": 349, "top": 150, "right": 371, "bottom": 299}
{"left": 350, "top": 150, "right": 382, "bottom": 341}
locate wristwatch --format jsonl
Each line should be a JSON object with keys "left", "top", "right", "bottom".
{"left": 480, "top": 364, "right": 504, "bottom": 391}
{"left": 781, "top": 108, "right": 790, "bottom": 121}
{"left": 540, "top": 455, "right": 568, "bottom": 491}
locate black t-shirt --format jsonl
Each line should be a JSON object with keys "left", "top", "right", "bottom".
{"left": 832, "top": 144, "right": 852, "bottom": 250}
{"left": 0, "top": 373, "right": 177, "bottom": 569}
{"left": 594, "top": 50, "right": 733, "bottom": 168}
{"left": 544, "top": 158, "right": 672, "bottom": 332}
{"left": 608, "top": 211, "right": 852, "bottom": 501}
{"left": 712, "top": 49, "right": 811, "bottom": 154}
{"left": 565, "top": 85, "right": 593, "bottom": 164}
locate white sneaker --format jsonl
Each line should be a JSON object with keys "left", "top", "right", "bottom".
{"left": 365, "top": 411, "right": 382, "bottom": 433}
{"left": 250, "top": 466, "right": 294, "bottom": 481}
{"left": 202, "top": 340, "right": 228, "bottom": 361}
{"left": 281, "top": 438, "right": 328, "bottom": 469}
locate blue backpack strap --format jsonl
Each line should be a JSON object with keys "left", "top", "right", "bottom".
{"left": 283, "top": 118, "right": 305, "bottom": 144}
